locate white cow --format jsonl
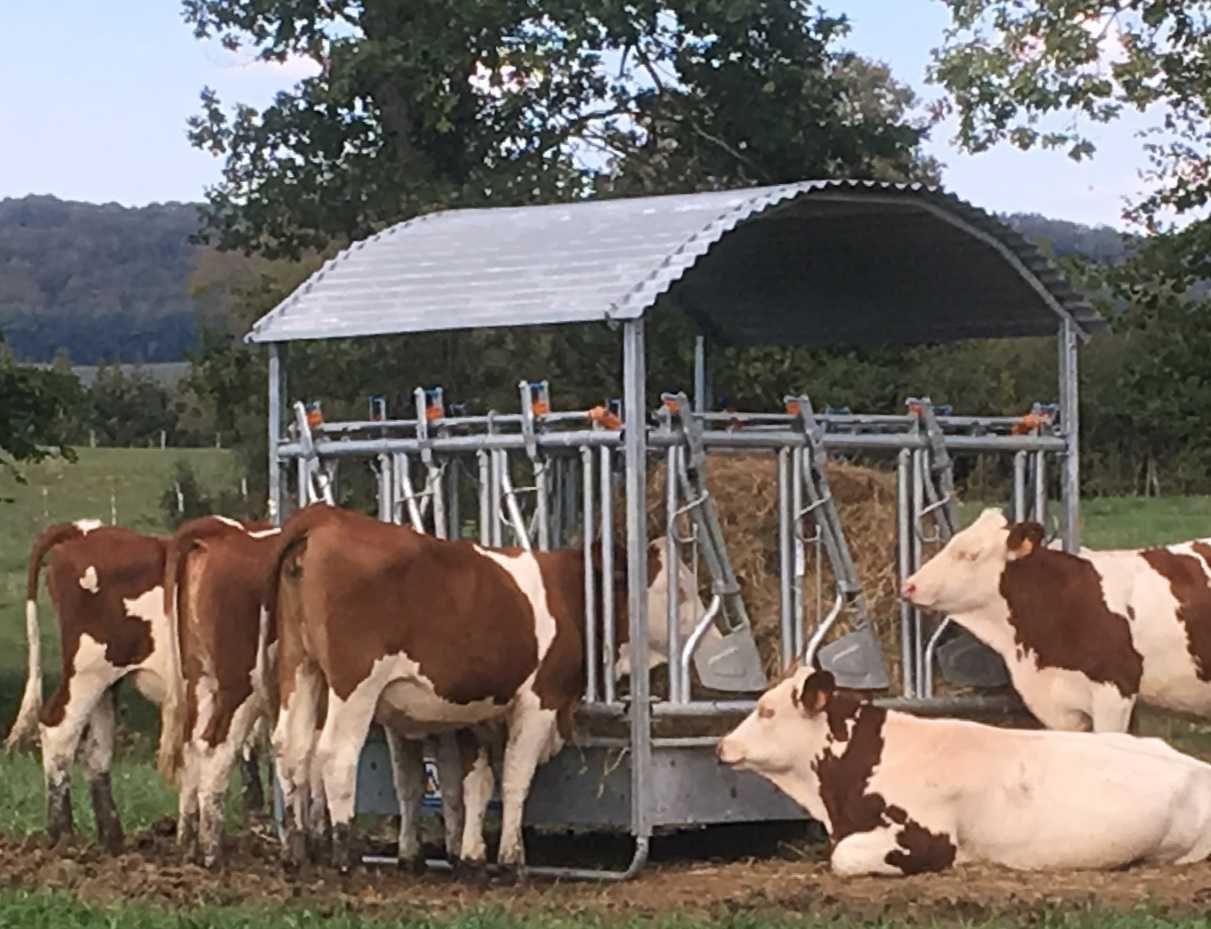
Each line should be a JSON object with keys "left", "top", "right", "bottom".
{"left": 717, "top": 668, "right": 1211, "bottom": 875}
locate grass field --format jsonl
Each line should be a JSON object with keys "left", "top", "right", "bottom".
{"left": 4, "top": 451, "right": 1211, "bottom": 926}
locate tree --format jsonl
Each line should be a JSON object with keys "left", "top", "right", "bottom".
{"left": 185, "top": 1, "right": 938, "bottom": 258}
{"left": 88, "top": 364, "right": 179, "bottom": 447}
{"left": 0, "top": 332, "right": 81, "bottom": 485}
{"left": 930, "top": 1, "right": 1211, "bottom": 230}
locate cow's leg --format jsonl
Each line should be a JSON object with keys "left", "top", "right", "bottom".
{"left": 315, "top": 685, "right": 380, "bottom": 874}
{"left": 1090, "top": 689, "right": 1136, "bottom": 734}
{"left": 240, "top": 734, "right": 266, "bottom": 819}
{"left": 496, "top": 706, "right": 559, "bottom": 872}
{"left": 197, "top": 694, "right": 262, "bottom": 869}
{"left": 458, "top": 736, "right": 495, "bottom": 875}
{"left": 40, "top": 668, "right": 115, "bottom": 847}
{"left": 271, "top": 661, "right": 323, "bottom": 870}
{"left": 434, "top": 731, "right": 466, "bottom": 863}
{"left": 384, "top": 728, "right": 426, "bottom": 872}
{"left": 305, "top": 734, "right": 332, "bottom": 863}
{"left": 177, "top": 739, "right": 201, "bottom": 863}
{"left": 831, "top": 828, "right": 923, "bottom": 877}
{"left": 78, "top": 689, "right": 123, "bottom": 853}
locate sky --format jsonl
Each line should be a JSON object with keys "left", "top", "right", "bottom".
{"left": 0, "top": 0, "right": 1165, "bottom": 229}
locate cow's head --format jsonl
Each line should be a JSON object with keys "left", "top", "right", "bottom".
{"left": 901, "top": 507, "right": 1045, "bottom": 615}
{"left": 717, "top": 667, "right": 837, "bottom": 775}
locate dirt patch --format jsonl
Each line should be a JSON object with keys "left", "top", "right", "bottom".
{"left": 6, "top": 825, "right": 1211, "bottom": 923}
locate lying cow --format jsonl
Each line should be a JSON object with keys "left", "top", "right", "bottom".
{"left": 717, "top": 668, "right": 1211, "bottom": 875}
{"left": 263, "top": 503, "right": 708, "bottom": 874}
{"left": 903, "top": 508, "right": 1211, "bottom": 732}
{"left": 6, "top": 520, "right": 265, "bottom": 851}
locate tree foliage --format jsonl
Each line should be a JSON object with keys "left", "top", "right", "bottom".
{"left": 930, "top": 1, "right": 1211, "bottom": 228}
{"left": 0, "top": 197, "right": 201, "bottom": 363}
{"left": 185, "top": 0, "right": 938, "bottom": 257}
{"left": 0, "top": 332, "right": 80, "bottom": 485}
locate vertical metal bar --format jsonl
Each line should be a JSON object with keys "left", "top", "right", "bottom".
{"left": 377, "top": 455, "right": 393, "bottom": 522}
{"left": 1012, "top": 451, "right": 1028, "bottom": 522}
{"left": 490, "top": 449, "right": 504, "bottom": 546}
{"left": 1059, "top": 319, "right": 1081, "bottom": 552}
{"left": 665, "top": 443, "right": 682, "bottom": 703}
{"left": 790, "top": 445, "right": 805, "bottom": 658}
{"left": 600, "top": 446, "right": 616, "bottom": 705}
{"left": 1034, "top": 450, "right": 1047, "bottom": 525}
{"left": 622, "top": 318, "right": 651, "bottom": 842}
{"left": 693, "top": 335, "right": 707, "bottom": 413}
{"left": 267, "top": 344, "right": 282, "bottom": 526}
{"left": 448, "top": 459, "right": 461, "bottom": 539}
{"left": 477, "top": 451, "right": 491, "bottom": 546}
{"left": 582, "top": 448, "right": 598, "bottom": 703}
{"left": 535, "top": 461, "right": 550, "bottom": 551}
{"left": 776, "top": 448, "right": 794, "bottom": 665}
{"left": 896, "top": 449, "right": 914, "bottom": 698}
{"left": 911, "top": 448, "right": 927, "bottom": 697}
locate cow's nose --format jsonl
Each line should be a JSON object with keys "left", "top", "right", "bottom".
{"left": 900, "top": 580, "right": 916, "bottom": 599}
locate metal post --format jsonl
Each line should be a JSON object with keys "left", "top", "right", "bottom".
{"left": 896, "top": 449, "right": 914, "bottom": 698}
{"left": 693, "top": 335, "right": 707, "bottom": 413}
{"left": 582, "top": 448, "right": 598, "bottom": 703}
{"left": 622, "top": 318, "right": 651, "bottom": 843}
{"left": 447, "top": 459, "right": 461, "bottom": 539}
{"left": 1034, "top": 451, "right": 1047, "bottom": 525}
{"left": 1059, "top": 319, "right": 1080, "bottom": 552}
{"left": 377, "top": 455, "right": 393, "bottom": 522}
{"left": 600, "top": 445, "right": 617, "bottom": 704}
{"left": 665, "top": 442, "right": 682, "bottom": 703}
{"left": 477, "top": 451, "right": 491, "bottom": 546}
{"left": 777, "top": 448, "right": 794, "bottom": 664}
{"left": 267, "top": 344, "right": 282, "bottom": 525}
{"left": 911, "top": 448, "right": 927, "bottom": 697}
{"left": 1012, "top": 451, "right": 1028, "bottom": 522}
{"left": 790, "top": 445, "right": 805, "bottom": 657}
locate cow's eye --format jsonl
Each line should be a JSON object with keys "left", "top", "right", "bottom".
{"left": 758, "top": 706, "right": 775, "bottom": 720}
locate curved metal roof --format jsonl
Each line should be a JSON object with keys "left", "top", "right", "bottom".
{"left": 245, "top": 180, "right": 1104, "bottom": 347}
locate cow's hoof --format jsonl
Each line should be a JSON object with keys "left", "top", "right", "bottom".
{"left": 282, "top": 829, "right": 308, "bottom": 872}
{"left": 330, "top": 824, "right": 355, "bottom": 875}
{"left": 452, "top": 858, "right": 490, "bottom": 885}
{"left": 397, "top": 852, "right": 427, "bottom": 875}
{"left": 492, "top": 862, "right": 526, "bottom": 886}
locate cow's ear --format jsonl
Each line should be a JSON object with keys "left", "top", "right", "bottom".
{"left": 796, "top": 670, "right": 835, "bottom": 716}
{"left": 1007, "top": 522, "right": 1045, "bottom": 561}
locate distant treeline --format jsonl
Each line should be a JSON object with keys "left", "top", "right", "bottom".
{"left": 0, "top": 193, "right": 1131, "bottom": 366}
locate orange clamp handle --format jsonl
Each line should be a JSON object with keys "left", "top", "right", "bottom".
{"left": 588, "top": 405, "right": 623, "bottom": 430}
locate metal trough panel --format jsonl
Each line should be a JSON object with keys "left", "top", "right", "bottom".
{"left": 354, "top": 737, "right": 803, "bottom": 830}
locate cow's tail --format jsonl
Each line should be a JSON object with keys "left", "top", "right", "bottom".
{"left": 257, "top": 505, "right": 330, "bottom": 724}
{"left": 155, "top": 524, "right": 206, "bottom": 785}
{"left": 7, "top": 524, "right": 82, "bottom": 752}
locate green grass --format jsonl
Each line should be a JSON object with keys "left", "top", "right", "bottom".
{"left": 0, "top": 890, "right": 1209, "bottom": 929}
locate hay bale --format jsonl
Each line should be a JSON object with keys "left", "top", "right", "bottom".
{"left": 617, "top": 453, "right": 904, "bottom": 684}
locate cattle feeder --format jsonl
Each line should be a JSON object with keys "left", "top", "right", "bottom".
{"left": 246, "top": 181, "right": 1105, "bottom": 879}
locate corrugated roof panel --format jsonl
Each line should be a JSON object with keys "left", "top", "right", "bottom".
{"left": 245, "top": 180, "right": 1104, "bottom": 347}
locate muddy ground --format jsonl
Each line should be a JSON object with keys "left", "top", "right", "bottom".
{"left": 6, "top": 821, "right": 1211, "bottom": 923}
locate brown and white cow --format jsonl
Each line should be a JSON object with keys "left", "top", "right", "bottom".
{"left": 7, "top": 520, "right": 266, "bottom": 851}
{"left": 262, "top": 503, "right": 709, "bottom": 874}
{"left": 717, "top": 668, "right": 1211, "bottom": 875}
{"left": 156, "top": 515, "right": 284, "bottom": 867}
{"left": 902, "top": 507, "right": 1211, "bottom": 732}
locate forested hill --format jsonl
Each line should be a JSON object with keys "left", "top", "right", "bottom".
{"left": 0, "top": 196, "right": 201, "bottom": 364}
{"left": 0, "top": 195, "right": 1128, "bottom": 364}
